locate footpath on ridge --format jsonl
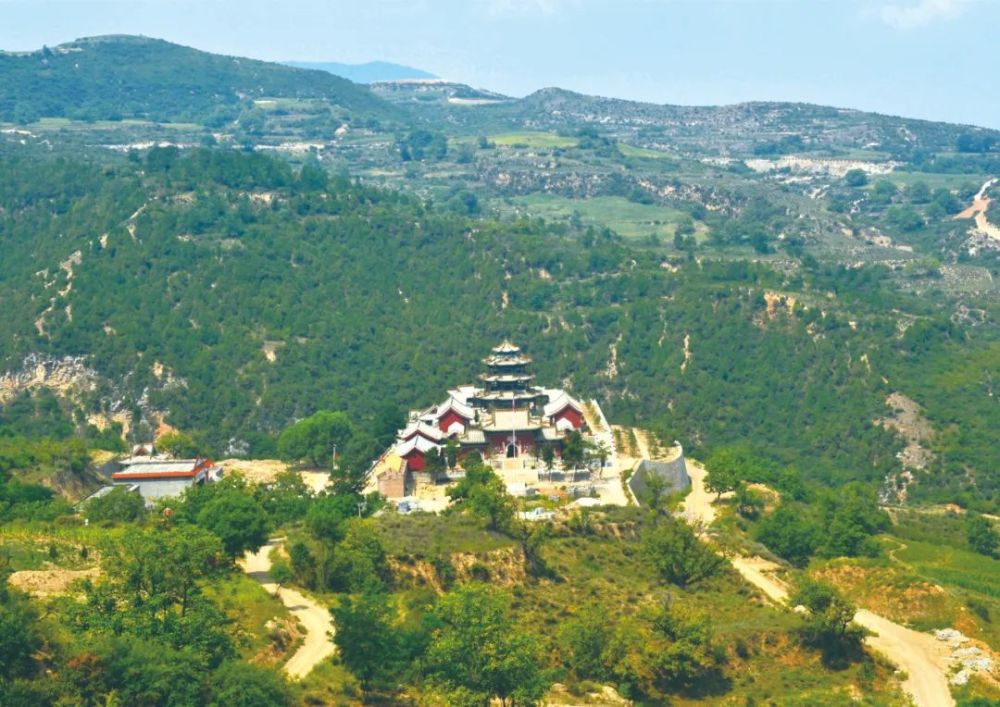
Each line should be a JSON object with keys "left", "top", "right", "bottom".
{"left": 680, "top": 461, "right": 955, "bottom": 707}
{"left": 240, "top": 539, "right": 336, "bottom": 680}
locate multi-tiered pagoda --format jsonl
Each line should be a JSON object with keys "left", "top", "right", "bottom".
{"left": 382, "top": 341, "right": 587, "bottom": 481}
{"left": 471, "top": 341, "right": 546, "bottom": 409}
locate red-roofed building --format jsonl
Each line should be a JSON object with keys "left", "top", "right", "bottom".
{"left": 112, "top": 456, "right": 222, "bottom": 502}
{"left": 377, "top": 341, "right": 595, "bottom": 496}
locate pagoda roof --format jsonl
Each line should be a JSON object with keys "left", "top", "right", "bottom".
{"left": 435, "top": 395, "right": 475, "bottom": 420}
{"left": 483, "top": 353, "right": 532, "bottom": 367}
{"left": 473, "top": 389, "right": 544, "bottom": 402}
{"left": 459, "top": 429, "right": 487, "bottom": 445}
{"left": 399, "top": 421, "right": 443, "bottom": 443}
{"left": 394, "top": 435, "right": 440, "bottom": 457}
{"left": 479, "top": 373, "right": 534, "bottom": 383}
{"left": 491, "top": 340, "right": 522, "bottom": 354}
{"left": 543, "top": 390, "right": 583, "bottom": 417}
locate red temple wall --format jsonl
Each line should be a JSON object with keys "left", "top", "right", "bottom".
{"left": 438, "top": 411, "right": 467, "bottom": 433}
{"left": 486, "top": 432, "right": 537, "bottom": 454}
{"left": 405, "top": 451, "right": 426, "bottom": 472}
{"left": 553, "top": 407, "right": 583, "bottom": 429}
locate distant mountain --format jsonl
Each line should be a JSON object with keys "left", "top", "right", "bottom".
{"left": 284, "top": 60, "right": 436, "bottom": 84}
{"left": 0, "top": 35, "right": 400, "bottom": 125}
{"left": 408, "top": 85, "right": 1000, "bottom": 156}
{"left": 371, "top": 80, "right": 511, "bottom": 106}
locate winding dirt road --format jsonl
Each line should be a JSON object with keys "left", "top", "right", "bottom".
{"left": 680, "top": 461, "right": 954, "bottom": 707}
{"left": 956, "top": 177, "right": 1000, "bottom": 241}
{"left": 240, "top": 540, "right": 336, "bottom": 680}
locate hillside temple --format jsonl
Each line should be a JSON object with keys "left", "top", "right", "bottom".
{"left": 374, "top": 341, "right": 594, "bottom": 499}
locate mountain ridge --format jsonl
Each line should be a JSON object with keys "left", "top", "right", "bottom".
{"left": 0, "top": 35, "right": 400, "bottom": 126}
{"left": 284, "top": 59, "right": 437, "bottom": 83}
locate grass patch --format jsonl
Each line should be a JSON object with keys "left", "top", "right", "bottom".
{"left": 375, "top": 512, "right": 515, "bottom": 557}
{"left": 297, "top": 656, "right": 361, "bottom": 705}
{"left": 203, "top": 572, "right": 296, "bottom": 664}
{"left": 507, "top": 194, "right": 698, "bottom": 241}
{"left": 490, "top": 131, "right": 579, "bottom": 149}
{"left": 0, "top": 525, "right": 103, "bottom": 570}
{"left": 510, "top": 526, "right": 903, "bottom": 705}
{"left": 893, "top": 538, "right": 1000, "bottom": 599}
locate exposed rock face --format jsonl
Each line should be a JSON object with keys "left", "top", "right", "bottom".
{"left": 0, "top": 354, "right": 99, "bottom": 403}
{"left": 876, "top": 392, "right": 935, "bottom": 472}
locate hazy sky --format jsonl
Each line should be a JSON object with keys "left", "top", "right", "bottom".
{"left": 2, "top": 0, "right": 996, "bottom": 128}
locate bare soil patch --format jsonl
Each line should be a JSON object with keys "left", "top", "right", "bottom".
{"left": 9, "top": 567, "right": 100, "bottom": 597}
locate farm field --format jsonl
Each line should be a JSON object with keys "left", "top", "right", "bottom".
{"left": 503, "top": 194, "right": 704, "bottom": 241}
{"left": 490, "top": 130, "right": 580, "bottom": 149}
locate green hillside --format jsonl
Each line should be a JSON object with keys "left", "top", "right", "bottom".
{"left": 0, "top": 145, "right": 996, "bottom": 510}
{"left": 0, "top": 35, "right": 398, "bottom": 126}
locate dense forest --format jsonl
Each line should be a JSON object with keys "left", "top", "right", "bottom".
{"left": 0, "top": 145, "right": 996, "bottom": 510}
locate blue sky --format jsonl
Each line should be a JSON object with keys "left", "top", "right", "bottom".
{"left": 1, "top": 0, "right": 996, "bottom": 128}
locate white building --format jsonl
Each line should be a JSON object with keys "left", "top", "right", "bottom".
{"left": 112, "top": 456, "right": 223, "bottom": 503}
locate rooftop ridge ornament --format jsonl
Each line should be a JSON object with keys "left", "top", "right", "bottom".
{"left": 491, "top": 339, "right": 522, "bottom": 354}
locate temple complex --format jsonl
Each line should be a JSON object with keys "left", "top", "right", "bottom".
{"left": 374, "top": 341, "right": 593, "bottom": 498}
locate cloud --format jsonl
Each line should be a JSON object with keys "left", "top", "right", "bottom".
{"left": 877, "top": 0, "right": 965, "bottom": 29}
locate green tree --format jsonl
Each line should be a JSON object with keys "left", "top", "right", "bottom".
{"left": 331, "top": 592, "right": 403, "bottom": 699}
{"left": 819, "top": 485, "right": 889, "bottom": 558}
{"left": 734, "top": 482, "right": 765, "bottom": 520}
{"left": 443, "top": 439, "right": 459, "bottom": 469}
{"left": 277, "top": 410, "right": 353, "bottom": 468}
{"left": 448, "top": 461, "right": 514, "bottom": 532}
{"left": 269, "top": 557, "right": 294, "bottom": 587}
{"left": 305, "top": 493, "right": 357, "bottom": 542}
{"left": 328, "top": 520, "right": 391, "bottom": 593}
{"left": 558, "top": 606, "right": 612, "bottom": 680}
{"left": 646, "top": 602, "right": 726, "bottom": 692}
{"left": 590, "top": 440, "right": 611, "bottom": 475}
{"left": 85, "top": 486, "right": 147, "bottom": 524}
{"left": 792, "top": 581, "right": 865, "bottom": 668}
{"left": 907, "top": 181, "right": 931, "bottom": 204}
{"left": 703, "top": 448, "right": 747, "bottom": 499}
{"left": 427, "top": 584, "right": 548, "bottom": 707}
{"left": 561, "top": 431, "right": 588, "bottom": 469}
{"left": 643, "top": 517, "right": 724, "bottom": 589}
{"left": 196, "top": 489, "right": 270, "bottom": 559}
{"left": 208, "top": 661, "right": 292, "bottom": 707}
{"left": 886, "top": 204, "right": 924, "bottom": 232}
{"left": 96, "top": 525, "right": 228, "bottom": 619}
{"left": 541, "top": 444, "right": 555, "bottom": 472}
{"left": 69, "top": 527, "right": 236, "bottom": 670}
{"left": 256, "top": 470, "right": 312, "bottom": 526}
{"left": 156, "top": 431, "right": 204, "bottom": 458}
{"left": 643, "top": 471, "right": 669, "bottom": 515}
{"left": 931, "top": 187, "right": 962, "bottom": 215}
{"left": 966, "top": 514, "right": 999, "bottom": 557}
{"left": 510, "top": 519, "right": 551, "bottom": 579}
{"left": 870, "top": 180, "right": 898, "bottom": 206}
{"left": 844, "top": 169, "right": 868, "bottom": 187}
{"left": 754, "top": 503, "right": 820, "bottom": 567}
{"left": 0, "top": 581, "right": 43, "bottom": 683}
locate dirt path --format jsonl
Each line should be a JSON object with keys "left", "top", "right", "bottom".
{"left": 680, "top": 462, "right": 954, "bottom": 707}
{"left": 854, "top": 609, "right": 954, "bottom": 707}
{"left": 956, "top": 177, "right": 1000, "bottom": 241}
{"left": 240, "top": 539, "right": 335, "bottom": 680}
